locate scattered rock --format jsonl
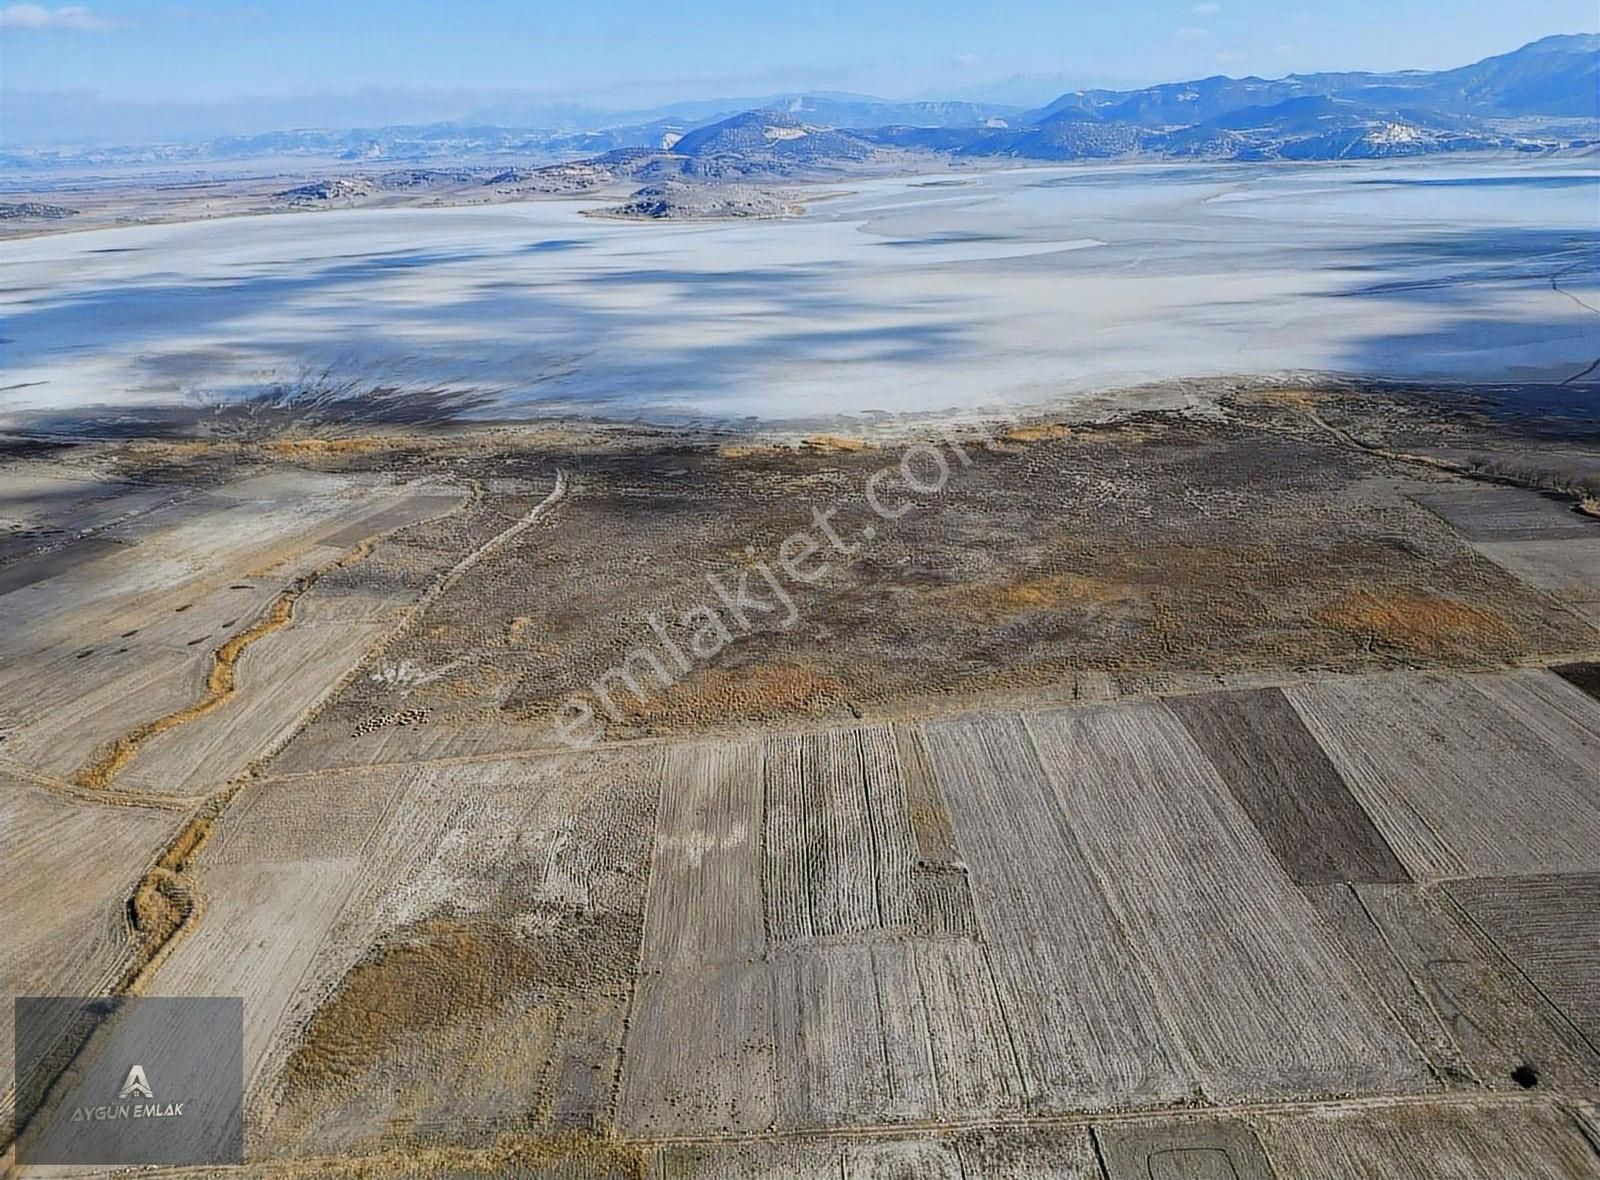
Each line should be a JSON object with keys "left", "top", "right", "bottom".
{"left": 274, "top": 178, "right": 378, "bottom": 205}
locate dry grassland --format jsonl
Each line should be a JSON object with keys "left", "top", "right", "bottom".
{"left": 1313, "top": 588, "right": 1518, "bottom": 656}
{"left": 800, "top": 435, "right": 874, "bottom": 453}
{"left": 617, "top": 662, "right": 849, "bottom": 727}
{"left": 264, "top": 437, "right": 411, "bottom": 460}
{"left": 259, "top": 406, "right": 1598, "bottom": 771}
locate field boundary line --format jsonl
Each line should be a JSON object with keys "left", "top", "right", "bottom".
{"left": 617, "top": 1087, "right": 1594, "bottom": 1149}
{"left": 130, "top": 1089, "right": 1593, "bottom": 1177}
{"left": 245, "top": 655, "right": 1600, "bottom": 786}
{"left": 0, "top": 756, "right": 200, "bottom": 812}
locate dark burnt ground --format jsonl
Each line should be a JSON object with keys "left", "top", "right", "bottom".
{"left": 1230, "top": 382, "right": 1600, "bottom": 496}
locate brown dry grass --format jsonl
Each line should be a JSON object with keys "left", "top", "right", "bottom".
{"left": 937, "top": 571, "right": 1140, "bottom": 620}
{"left": 119, "top": 816, "right": 212, "bottom": 952}
{"left": 124, "top": 440, "right": 237, "bottom": 459}
{"left": 264, "top": 437, "right": 396, "bottom": 459}
{"left": 282, "top": 909, "right": 636, "bottom": 1097}
{"left": 620, "top": 661, "right": 847, "bottom": 726}
{"left": 718, "top": 442, "right": 785, "bottom": 459}
{"left": 1315, "top": 589, "right": 1516, "bottom": 656}
{"left": 129, "top": 869, "right": 186, "bottom": 946}
{"left": 72, "top": 588, "right": 301, "bottom": 789}
{"left": 283, "top": 918, "right": 515, "bottom": 1088}
{"left": 1002, "top": 423, "right": 1074, "bottom": 445}
{"left": 72, "top": 530, "right": 387, "bottom": 790}
{"left": 160, "top": 815, "right": 214, "bottom": 871}
{"left": 889, "top": 537, "right": 1551, "bottom": 685}
{"left": 800, "top": 434, "right": 872, "bottom": 453}
{"left": 124, "top": 814, "right": 215, "bottom": 992}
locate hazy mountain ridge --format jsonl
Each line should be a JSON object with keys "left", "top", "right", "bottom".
{"left": 911, "top": 34, "right": 1600, "bottom": 162}
{"left": 0, "top": 96, "right": 1016, "bottom": 172}
{"left": 1025, "top": 34, "right": 1599, "bottom": 124}
{"left": 2, "top": 35, "right": 1594, "bottom": 181}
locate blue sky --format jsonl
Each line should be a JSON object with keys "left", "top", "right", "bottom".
{"left": 2, "top": 0, "right": 1596, "bottom": 141}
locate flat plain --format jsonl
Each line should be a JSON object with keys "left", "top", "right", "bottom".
{"left": 4, "top": 379, "right": 1600, "bottom": 1175}
{"left": 4, "top": 161, "right": 1596, "bottom": 427}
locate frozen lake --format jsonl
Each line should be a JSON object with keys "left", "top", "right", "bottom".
{"left": 3, "top": 159, "right": 1597, "bottom": 426}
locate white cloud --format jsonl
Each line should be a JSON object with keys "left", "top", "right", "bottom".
{"left": 0, "top": 4, "right": 118, "bottom": 31}
{"left": 1176, "top": 26, "right": 1210, "bottom": 41}
{"left": 1193, "top": 2, "right": 1222, "bottom": 13}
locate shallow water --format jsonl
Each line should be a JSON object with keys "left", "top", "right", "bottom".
{"left": 2, "top": 158, "right": 1596, "bottom": 426}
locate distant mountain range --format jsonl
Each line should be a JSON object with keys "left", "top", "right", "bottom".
{"left": 1026, "top": 34, "right": 1600, "bottom": 124}
{"left": 4, "top": 35, "right": 1595, "bottom": 175}
{"left": 878, "top": 33, "right": 1600, "bottom": 163}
